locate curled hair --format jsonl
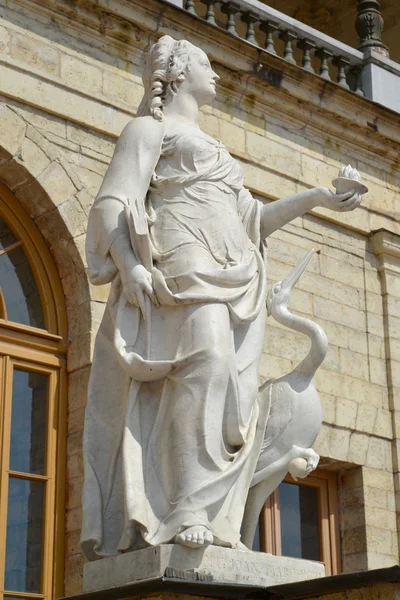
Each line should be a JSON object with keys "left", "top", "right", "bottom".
{"left": 137, "top": 36, "right": 194, "bottom": 121}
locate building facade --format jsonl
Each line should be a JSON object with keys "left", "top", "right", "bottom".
{"left": 0, "top": 0, "right": 399, "bottom": 598}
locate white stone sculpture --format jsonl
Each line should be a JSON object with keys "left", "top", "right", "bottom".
{"left": 332, "top": 164, "right": 368, "bottom": 195}
{"left": 241, "top": 249, "right": 326, "bottom": 548}
{"left": 82, "top": 35, "right": 365, "bottom": 561}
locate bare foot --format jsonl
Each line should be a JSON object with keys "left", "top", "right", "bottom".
{"left": 175, "top": 525, "right": 214, "bottom": 549}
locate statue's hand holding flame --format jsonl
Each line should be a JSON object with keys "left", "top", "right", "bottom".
{"left": 311, "top": 164, "right": 368, "bottom": 213}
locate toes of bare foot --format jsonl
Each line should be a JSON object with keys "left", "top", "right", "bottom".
{"left": 175, "top": 526, "right": 214, "bottom": 548}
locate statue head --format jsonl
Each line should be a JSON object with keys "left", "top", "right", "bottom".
{"left": 137, "top": 35, "right": 219, "bottom": 120}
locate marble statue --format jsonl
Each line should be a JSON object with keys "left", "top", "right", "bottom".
{"left": 81, "top": 35, "right": 364, "bottom": 561}
{"left": 241, "top": 249, "right": 325, "bottom": 548}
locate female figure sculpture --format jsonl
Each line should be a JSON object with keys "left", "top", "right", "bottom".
{"left": 81, "top": 35, "right": 361, "bottom": 560}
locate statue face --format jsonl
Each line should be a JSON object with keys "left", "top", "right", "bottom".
{"left": 181, "top": 49, "right": 219, "bottom": 105}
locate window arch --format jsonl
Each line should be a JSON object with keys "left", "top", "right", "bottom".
{"left": 0, "top": 183, "right": 67, "bottom": 600}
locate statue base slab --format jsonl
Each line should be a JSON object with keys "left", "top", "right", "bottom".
{"left": 83, "top": 544, "right": 325, "bottom": 592}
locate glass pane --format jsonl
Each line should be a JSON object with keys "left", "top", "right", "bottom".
{"left": 279, "top": 482, "right": 321, "bottom": 561}
{"left": 5, "top": 478, "right": 44, "bottom": 593}
{"left": 0, "top": 245, "right": 44, "bottom": 328}
{"left": 10, "top": 370, "right": 48, "bottom": 475}
{"left": 0, "top": 216, "right": 18, "bottom": 252}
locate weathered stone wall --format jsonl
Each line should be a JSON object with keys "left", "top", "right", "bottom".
{"left": 0, "top": 0, "right": 400, "bottom": 595}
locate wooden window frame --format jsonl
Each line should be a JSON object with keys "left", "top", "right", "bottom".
{"left": 259, "top": 469, "right": 341, "bottom": 576}
{"left": 0, "top": 184, "right": 67, "bottom": 600}
{"left": 0, "top": 184, "right": 67, "bottom": 339}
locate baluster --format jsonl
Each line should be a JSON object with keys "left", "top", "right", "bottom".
{"left": 243, "top": 12, "right": 258, "bottom": 45}
{"left": 298, "top": 39, "right": 315, "bottom": 72}
{"left": 333, "top": 56, "right": 350, "bottom": 89}
{"left": 279, "top": 30, "right": 297, "bottom": 64}
{"left": 205, "top": 0, "right": 217, "bottom": 25}
{"left": 185, "top": 0, "right": 197, "bottom": 15}
{"left": 260, "top": 20, "right": 278, "bottom": 55}
{"left": 221, "top": 3, "right": 239, "bottom": 36}
{"left": 353, "top": 65, "right": 364, "bottom": 95}
{"left": 316, "top": 48, "right": 333, "bottom": 80}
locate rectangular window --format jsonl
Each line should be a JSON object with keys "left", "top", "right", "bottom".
{"left": 5, "top": 478, "right": 45, "bottom": 593}
{"left": 10, "top": 370, "right": 48, "bottom": 476}
{"left": 280, "top": 481, "right": 321, "bottom": 561}
{"left": 257, "top": 470, "right": 340, "bottom": 575}
{"left": 0, "top": 356, "right": 65, "bottom": 600}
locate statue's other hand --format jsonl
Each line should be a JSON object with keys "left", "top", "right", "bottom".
{"left": 121, "top": 264, "right": 159, "bottom": 317}
{"left": 314, "top": 187, "right": 362, "bottom": 212}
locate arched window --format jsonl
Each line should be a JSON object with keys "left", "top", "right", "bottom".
{"left": 0, "top": 183, "right": 67, "bottom": 600}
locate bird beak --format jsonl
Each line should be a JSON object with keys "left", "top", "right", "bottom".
{"left": 280, "top": 249, "right": 314, "bottom": 292}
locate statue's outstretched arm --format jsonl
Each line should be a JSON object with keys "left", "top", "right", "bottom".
{"left": 259, "top": 186, "right": 361, "bottom": 239}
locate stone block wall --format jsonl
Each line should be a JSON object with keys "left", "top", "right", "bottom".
{"left": 0, "top": 0, "right": 400, "bottom": 595}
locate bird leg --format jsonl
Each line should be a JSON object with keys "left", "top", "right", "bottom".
{"left": 241, "top": 445, "right": 320, "bottom": 549}
{"left": 242, "top": 449, "right": 295, "bottom": 548}
{"left": 241, "top": 470, "right": 286, "bottom": 549}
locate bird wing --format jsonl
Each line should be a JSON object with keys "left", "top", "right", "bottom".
{"left": 260, "top": 381, "right": 293, "bottom": 453}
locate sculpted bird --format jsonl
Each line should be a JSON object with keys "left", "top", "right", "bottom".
{"left": 241, "top": 249, "right": 327, "bottom": 549}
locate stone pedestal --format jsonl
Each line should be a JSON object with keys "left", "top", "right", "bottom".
{"left": 83, "top": 545, "right": 325, "bottom": 592}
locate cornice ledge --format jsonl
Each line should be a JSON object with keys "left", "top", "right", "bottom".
{"left": 371, "top": 229, "right": 400, "bottom": 261}
{"left": 13, "top": 0, "right": 400, "bottom": 158}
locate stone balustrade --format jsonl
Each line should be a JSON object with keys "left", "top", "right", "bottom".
{"left": 184, "top": 0, "right": 365, "bottom": 94}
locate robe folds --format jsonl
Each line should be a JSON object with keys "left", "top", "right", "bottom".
{"left": 81, "top": 117, "right": 269, "bottom": 560}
